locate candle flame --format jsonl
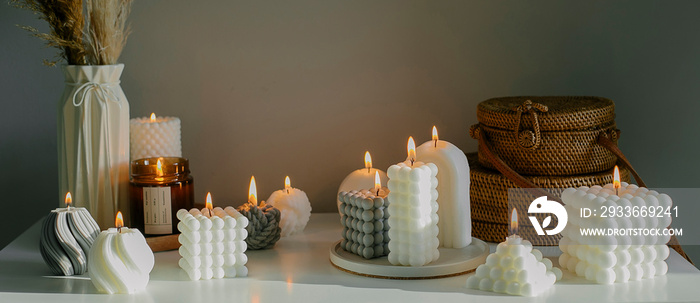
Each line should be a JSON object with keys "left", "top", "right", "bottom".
{"left": 156, "top": 158, "right": 164, "bottom": 176}
{"left": 407, "top": 136, "right": 416, "bottom": 165}
{"left": 115, "top": 211, "right": 124, "bottom": 229}
{"left": 65, "top": 192, "right": 72, "bottom": 207}
{"left": 613, "top": 165, "right": 621, "bottom": 189}
{"left": 364, "top": 151, "right": 372, "bottom": 172}
{"left": 206, "top": 192, "right": 213, "bottom": 210}
{"left": 510, "top": 208, "right": 518, "bottom": 235}
{"left": 374, "top": 171, "right": 381, "bottom": 193}
{"left": 285, "top": 176, "right": 291, "bottom": 193}
{"left": 150, "top": 113, "right": 156, "bottom": 122}
{"left": 432, "top": 126, "right": 438, "bottom": 147}
{"left": 249, "top": 176, "right": 258, "bottom": 206}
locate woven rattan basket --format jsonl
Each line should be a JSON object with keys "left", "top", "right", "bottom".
{"left": 468, "top": 153, "right": 631, "bottom": 245}
{"left": 472, "top": 96, "right": 618, "bottom": 176}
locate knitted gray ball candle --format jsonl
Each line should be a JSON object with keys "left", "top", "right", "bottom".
{"left": 236, "top": 176, "right": 281, "bottom": 250}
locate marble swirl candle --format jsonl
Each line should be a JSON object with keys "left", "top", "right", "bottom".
{"left": 40, "top": 192, "right": 101, "bottom": 276}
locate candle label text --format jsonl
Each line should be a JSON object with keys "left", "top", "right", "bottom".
{"left": 143, "top": 187, "right": 173, "bottom": 234}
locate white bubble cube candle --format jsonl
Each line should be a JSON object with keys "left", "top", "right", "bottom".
{"left": 177, "top": 200, "right": 249, "bottom": 280}
{"left": 559, "top": 181, "right": 672, "bottom": 284}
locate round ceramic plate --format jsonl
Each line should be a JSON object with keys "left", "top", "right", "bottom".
{"left": 329, "top": 238, "right": 489, "bottom": 279}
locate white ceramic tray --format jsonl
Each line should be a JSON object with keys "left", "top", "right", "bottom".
{"left": 329, "top": 237, "right": 489, "bottom": 279}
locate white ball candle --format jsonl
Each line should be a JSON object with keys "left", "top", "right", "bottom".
{"left": 415, "top": 126, "right": 471, "bottom": 248}
{"left": 386, "top": 137, "right": 440, "bottom": 267}
{"left": 177, "top": 193, "right": 249, "bottom": 280}
{"left": 337, "top": 151, "right": 388, "bottom": 213}
{"left": 88, "top": 212, "right": 155, "bottom": 294}
{"left": 129, "top": 113, "right": 182, "bottom": 161}
{"left": 267, "top": 176, "right": 312, "bottom": 237}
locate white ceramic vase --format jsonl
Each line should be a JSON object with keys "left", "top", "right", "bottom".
{"left": 58, "top": 64, "right": 130, "bottom": 229}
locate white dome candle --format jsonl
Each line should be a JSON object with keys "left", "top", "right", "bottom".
{"left": 267, "top": 176, "right": 312, "bottom": 237}
{"left": 88, "top": 212, "right": 155, "bottom": 294}
{"left": 466, "top": 209, "right": 562, "bottom": 296}
{"left": 386, "top": 137, "right": 440, "bottom": 267}
{"left": 337, "top": 152, "right": 388, "bottom": 213}
{"left": 415, "top": 126, "right": 471, "bottom": 248}
{"left": 129, "top": 113, "right": 182, "bottom": 161}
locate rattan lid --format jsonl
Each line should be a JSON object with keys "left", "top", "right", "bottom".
{"left": 477, "top": 96, "right": 615, "bottom": 131}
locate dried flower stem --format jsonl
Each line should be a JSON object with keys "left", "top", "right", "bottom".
{"left": 12, "top": 0, "right": 133, "bottom": 66}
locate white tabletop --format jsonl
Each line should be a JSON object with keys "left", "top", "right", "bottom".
{"left": 1, "top": 213, "right": 698, "bottom": 302}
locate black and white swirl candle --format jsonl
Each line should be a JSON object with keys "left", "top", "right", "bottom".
{"left": 39, "top": 193, "right": 100, "bottom": 276}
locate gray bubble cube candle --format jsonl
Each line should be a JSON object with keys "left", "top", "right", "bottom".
{"left": 338, "top": 172, "right": 390, "bottom": 259}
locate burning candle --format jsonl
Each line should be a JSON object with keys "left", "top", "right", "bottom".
{"left": 130, "top": 157, "right": 195, "bottom": 236}
{"left": 237, "top": 176, "right": 282, "bottom": 250}
{"left": 415, "top": 126, "right": 471, "bottom": 248}
{"left": 466, "top": 209, "right": 561, "bottom": 296}
{"left": 177, "top": 193, "right": 249, "bottom": 280}
{"left": 338, "top": 171, "right": 391, "bottom": 259}
{"left": 266, "top": 176, "right": 312, "bottom": 237}
{"left": 129, "top": 113, "right": 182, "bottom": 161}
{"left": 386, "top": 137, "right": 440, "bottom": 266}
{"left": 40, "top": 192, "right": 101, "bottom": 276}
{"left": 559, "top": 165, "right": 671, "bottom": 284}
{"left": 88, "top": 211, "right": 155, "bottom": 294}
{"left": 337, "top": 151, "right": 388, "bottom": 214}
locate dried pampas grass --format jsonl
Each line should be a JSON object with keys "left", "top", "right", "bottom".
{"left": 12, "top": 0, "right": 134, "bottom": 66}
{"left": 11, "top": 0, "right": 87, "bottom": 66}
{"left": 85, "top": 0, "right": 133, "bottom": 65}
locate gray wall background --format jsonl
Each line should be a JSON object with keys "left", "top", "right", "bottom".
{"left": 1, "top": 1, "right": 699, "bottom": 264}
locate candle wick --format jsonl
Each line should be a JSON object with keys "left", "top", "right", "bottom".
{"left": 410, "top": 158, "right": 415, "bottom": 166}
{"left": 286, "top": 189, "right": 289, "bottom": 194}
{"left": 208, "top": 208, "right": 212, "bottom": 217}
{"left": 118, "top": 226, "right": 122, "bottom": 233}
{"left": 434, "top": 139, "right": 437, "bottom": 148}
{"left": 377, "top": 188, "right": 380, "bottom": 196}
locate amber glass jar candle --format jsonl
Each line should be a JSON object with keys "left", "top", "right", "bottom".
{"left": 130, "top": 157, "right": 194, "bottom": 236}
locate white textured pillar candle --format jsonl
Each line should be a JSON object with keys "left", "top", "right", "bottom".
{"left": 337, "top": 151, "right": 388, "bottom": 213}
{"left": 267, "top": 176, "right": 312, "bottom": 237}
{"left": 387, "top": 137, "right": 440, "bottom": 267}
{"left": 129, "top": 113, "right": 182, "bottom": 161}
{"left": 177, "top": 193, "right": 249, "bottom": 280}
{"left": 415, "top": 126, "right": 471, "bottom": 248}
{"left": 88, "top": 212, "right": 155, "bottom": 294}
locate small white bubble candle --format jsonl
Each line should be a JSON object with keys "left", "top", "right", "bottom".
{"left": 386, "top": 137, "right": 440, "bottom": 267}
{"left": 467, "top": 209, "right": 561, "bottom": 296}
{"left": 177, "top": 193, "right": 249, "bottom": 280}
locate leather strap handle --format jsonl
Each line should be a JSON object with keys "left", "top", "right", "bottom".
{"left": 473, "top": 125, "right": 562, "bottom": 203}
{"left": 597, "top": 130, "right": 646, "bottom": 187}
